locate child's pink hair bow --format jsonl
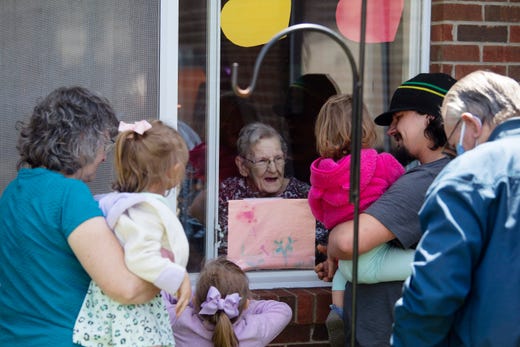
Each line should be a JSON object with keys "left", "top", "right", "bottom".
{"left": 199, "top": 286, "right": 241, "bottom": 318}
{"left": 118, "top": 120, "right": 152, "bottom": 135}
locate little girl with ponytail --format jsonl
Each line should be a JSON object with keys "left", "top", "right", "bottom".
{"left": 164, "top": 257, "right": 292, "bottom": 347}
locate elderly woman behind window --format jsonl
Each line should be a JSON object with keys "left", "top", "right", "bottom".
{"left": 218, "top": 122, "right": 328, "bottom": 256}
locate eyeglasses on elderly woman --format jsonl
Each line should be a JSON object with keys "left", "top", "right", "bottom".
{"left": 241, "top": 155, "right": 285, "bottom": 171}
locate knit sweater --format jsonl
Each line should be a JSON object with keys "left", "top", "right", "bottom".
{"left": 97, "top": 192, "right": 189, "bottom": 295}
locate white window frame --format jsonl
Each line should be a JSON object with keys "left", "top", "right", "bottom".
{"left": 159, "top": 0, "right": 181, "bottom": 212}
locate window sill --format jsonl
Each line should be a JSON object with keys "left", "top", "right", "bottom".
{"left": 246, "top": 270, "right": 332, "bottom": 290}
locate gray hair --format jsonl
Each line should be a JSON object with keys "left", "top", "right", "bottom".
{"left": 236, "top": 122, "right": 287, "bottom": 157}
{"left": 17, "top": 86, "right": 118, "bottom": 175}
{"left": 442, "top": 70, "right": 520, "bottom": 126}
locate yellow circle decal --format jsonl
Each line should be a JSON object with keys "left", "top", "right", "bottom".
{"left": 221, "top": 0, "right": 291, "bottom": 47}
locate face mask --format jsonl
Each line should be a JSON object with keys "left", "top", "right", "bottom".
{"left": 456, "top": 121, "right": 467, "bottom": 155}
{"left": 456, "top": 115, "right": 482, "bottom": 156}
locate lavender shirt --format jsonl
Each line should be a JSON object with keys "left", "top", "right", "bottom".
{"left": 163, "top": 293, "right": 292, "bottom": 347}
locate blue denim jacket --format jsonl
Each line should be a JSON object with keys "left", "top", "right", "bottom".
{"left": 392, "top": 117, "right": 520, "bottom": 347}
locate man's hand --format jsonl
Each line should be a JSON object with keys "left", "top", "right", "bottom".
{"left": 175, "top": 272, "right": 192, "bottom": 316}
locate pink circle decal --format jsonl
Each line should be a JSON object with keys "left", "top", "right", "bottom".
{"left": 336, "top": 0, "right": 404, "bottom": 43}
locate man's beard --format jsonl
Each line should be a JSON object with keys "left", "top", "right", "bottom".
{"left": 391, "top": 143, "right": 415, "bottom": 167}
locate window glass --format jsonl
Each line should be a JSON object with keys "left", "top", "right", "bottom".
{"left": 202, "top": 1, "right": 416, "bottom": 280}
{"left": 177, "top": 0, "right": 423, "bottom": 281}
{"left": 177, "top": 0, "right": 208, "bottom": 271}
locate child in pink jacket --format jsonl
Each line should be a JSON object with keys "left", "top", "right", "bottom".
{"left": 308, "top": 94, "right": 414, "bottom": 341}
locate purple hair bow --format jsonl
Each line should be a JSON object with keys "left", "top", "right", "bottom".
{"left": 199, "top": 286, "right": 241, "bottom": 319}
{"left": 118, "top": 120, "right": 152, "bottom": 135}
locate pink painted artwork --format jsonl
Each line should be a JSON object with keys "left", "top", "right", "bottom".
{"left": 227, "top": 198, "right": 316, "bottom": 271}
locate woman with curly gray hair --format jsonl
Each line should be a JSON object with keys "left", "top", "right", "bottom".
{"left": 0, "top": 86, "right": 159, "bottom": 347}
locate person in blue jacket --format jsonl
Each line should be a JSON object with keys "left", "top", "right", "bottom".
{"left": 392, "top": 70, "right": 520, "bottom": 347}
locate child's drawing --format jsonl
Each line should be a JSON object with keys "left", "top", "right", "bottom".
{"left": 227, "top": 198, "right": 315, "bottom": 270}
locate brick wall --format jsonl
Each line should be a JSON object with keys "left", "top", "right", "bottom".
{"left": 252, "top": 287, "right": 332, "bottom": 346}
{"left": 430, "top": 0, "right": 520, "bottom": 80}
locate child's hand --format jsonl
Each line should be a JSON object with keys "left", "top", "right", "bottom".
{"left": 315, "top": 245, "right": 336, "bottom": 282}
{"left": 175, "top": 272, "right": 191, "bottom": 316}
{"left": 327, "top": 256, "right": 338, "bottom": 281}
{"left": 315, "top": 260, "right": 330, "bottom": 281}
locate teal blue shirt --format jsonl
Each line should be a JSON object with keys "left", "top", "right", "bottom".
{"left": 0, "top": 168, "right": 103, "bottom": 346}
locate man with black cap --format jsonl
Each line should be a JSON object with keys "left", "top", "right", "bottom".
{"left": 321, "top": 72, "right": 457, "bottom": 346}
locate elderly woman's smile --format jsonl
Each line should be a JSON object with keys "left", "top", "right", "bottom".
{"left": 240, "top": 137, "right": 288, "bottom": 196}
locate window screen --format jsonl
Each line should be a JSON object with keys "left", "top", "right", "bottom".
{"left": 0, "top": 0, "right": 159, "bottom": 194}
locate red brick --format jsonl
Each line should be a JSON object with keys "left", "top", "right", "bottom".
{"left": 429, "top": 63, "right": 455, "bottom": 76}
{"left": 510, "top": 26, "right": 520, "bottom": 43}
{"left": 292, "top": 288, "right": 314, "bottom": 324}
{"left": 454, "top": 65, "right": 506, "bottom": 79}
{"left": 430, "top": 44, "right": 480, "bottom": 62}
{"left": 457, "top": 25, "right": 507, "bottom": 42}
{"left": 432, "top": 3, "right": 482, "bottom": 21}
{"left": 485, "top": 5, "right": 520, "bottom": 22}
{"left": 273, "top": 288, "right": 296, "bottom": 300}
{"left": 252, "top": 289, "right": 278, "bottom": 300}
{"left": 508, "top": 65, "right": 520, "bottom": 82}
{"left": 314, "top": 288, "right": 333, "bottom": 323}
{"left": 431, "top": 24, "right": 454, "bottom": 42}
{"left": 483, "top": 45, "right": 520, "bottom": 62}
